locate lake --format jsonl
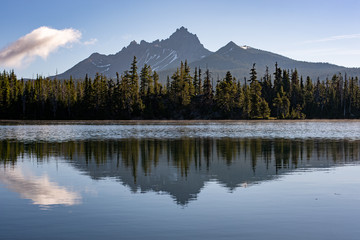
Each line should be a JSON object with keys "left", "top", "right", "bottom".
{"left": 0, "top": 120, "right": 360, "bottom": 240}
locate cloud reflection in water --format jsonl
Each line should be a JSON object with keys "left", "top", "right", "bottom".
{"left": 0, "top": 168, "right": 81, "bottom": 208}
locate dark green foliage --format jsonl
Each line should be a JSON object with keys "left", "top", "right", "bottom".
{"left": 249, "top": 64, "right": 270, "bottom": 119}
{"left": 273, "top": 86, "right": 290, "bottom": 119}
{"left": 215, "top": 71, "right": 238, "bottom": 117}
{"left": 140, "top": 64, "right": 153, "bottom": 97}
{"left": 1, "top": 59, "right": 360, "bottom": 120}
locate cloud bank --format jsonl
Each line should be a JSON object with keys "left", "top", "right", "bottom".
{"left": 0, "top": 26, "right": 81, "bottom": 68}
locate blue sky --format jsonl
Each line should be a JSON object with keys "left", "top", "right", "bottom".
{"left": 1, "top": 0, "right": 359, "bottom": 78}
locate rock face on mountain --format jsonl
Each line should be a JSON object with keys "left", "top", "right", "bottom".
{"left": 56, "top": 27, "right": 360, "bottom": 82}
{"left": 56, "top": 27, "right": 211, "bottom": 79}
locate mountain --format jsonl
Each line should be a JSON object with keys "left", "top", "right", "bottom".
{"left": 56, "top": 27, "right": 360, "bottom": 82}
{"left": 189, "top": 41, "right": 354, "bottom": 81}
{"left": 56, "top": 27, "right": 211, "bottom": 79}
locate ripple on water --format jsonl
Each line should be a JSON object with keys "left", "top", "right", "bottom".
{"left": 0, "top": 120, "right": 360, "bottom": 142}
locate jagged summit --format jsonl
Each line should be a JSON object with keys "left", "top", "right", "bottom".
{"left": 129, "top": 40, "right": 137, "bottom": 45}
{"left": 56, "top": 27, "right": 211, "bottom": 79}
{"left": 165, "top": 26, "right": 202, "bottom": 46}
{"left": 173, "top": 26, "right": 190, "bottom": 35}
{"left": 178, "top": 26, "right": 188, "bottom": 31}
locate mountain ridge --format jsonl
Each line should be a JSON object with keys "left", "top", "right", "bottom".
{"left": 56, "top": 27, "right": 211, "bottom": 80}
{"left": 56, "top": 27, "right": 360, "bottom": 82}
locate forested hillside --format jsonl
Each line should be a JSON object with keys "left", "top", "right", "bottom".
{"left": 1, "top": 57, "right": 359, "bottom": 120}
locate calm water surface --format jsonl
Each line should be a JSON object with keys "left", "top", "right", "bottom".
{"left": 0, "top": 121, "right": 360, "bottom": 240}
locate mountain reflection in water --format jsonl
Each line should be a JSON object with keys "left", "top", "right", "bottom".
{"left": 1, "top": 138, "right": 359, "bottom": 205}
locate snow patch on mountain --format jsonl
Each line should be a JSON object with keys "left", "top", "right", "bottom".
{"left": 90, "top": 59, "right": 111, "bottom": 68}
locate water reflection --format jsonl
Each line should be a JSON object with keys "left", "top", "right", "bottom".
{"left": 0, "top": 168, "right": 81, "bottom": 208}
{"left": 1, "top": 138, "right": 359, "bottom": 205}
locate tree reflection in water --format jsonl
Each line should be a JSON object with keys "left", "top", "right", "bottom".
{"left": 1, "top": 138, "right": 359, "bottom": 205}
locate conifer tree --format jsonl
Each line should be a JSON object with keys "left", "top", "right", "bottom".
{"left": 273, "top": 62, "right": 282, "bottom": 93}
{"left": 153, "top": 71, "right": 161, "bottom": 95}
{"left": 202, "top": 69, "right": 212, "bottom": 100}
{"left": 215, "top": 71, "right": 238, "bottom": 117}
{"left": 129, "top": 56, "right": 144, "bottom": 115}
{"left": 140, "top": 64, "right": 153, "bottom": 97}
{"left": 199, "top": 69, "right": 214, "bottom": 116}
{"left": 242, "top": 84, "right": 251, "bottom": 118}
{"left": 198, "top": 67, "right": 202, "bottom": 95}
{"left": 282, "top": 69, "right": 291, "bottom": 95}
{"left": 261, "top": 66, "right": 272, "bottom": 107}
{"left": 193, "top": 67, "right": 199, "bottom": 95}
{"left": 273, "top": 86, "right": 290, "bottom": 119}
{"left": 304, "top": 76, "right": 314, "bottom": 116}
{"left": 249, "top": 63, "right": 270, "bottom": 118}
{"left": 234, "top": 81, "right": 244, "bottom": 117}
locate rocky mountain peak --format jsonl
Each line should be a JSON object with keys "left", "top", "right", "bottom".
{"left": 225, "top": 41, "right": 238, "bottom": 48}
{"left": 129, "top": 40, "right": 138, "bottom": 46}
{"left": 167, "top": 26, "right": 200, "bottom": 44}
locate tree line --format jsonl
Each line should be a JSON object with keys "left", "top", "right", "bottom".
{"left": 1, "top": 56, "right": 360, "bottom": 119}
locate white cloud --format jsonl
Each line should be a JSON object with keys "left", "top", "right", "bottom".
{"left": 0, "top": 26, "right": 82, "bottom": 68}
{"left": 84, "top": 38, "right": 98, "bottom": 45}
{"left": 304, "top": 34, "right": 360, "bottom": 44}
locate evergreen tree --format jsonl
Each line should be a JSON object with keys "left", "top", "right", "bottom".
{"left": 183, "top": 60, "right": 195, "bottom": 104}
{"left": 242, "top": 84, "right": 251, "bottom": 119}
{"left": 140, "top": 64, "right": 153, "bottom": 98}
{"left": 215, "top": 71, "right": 238, "bottom": 117}
{"left": 303, "top": 76, "right": 314, "bottom": 117}
{"left": 169, "top": 61, "right": 194, "bottom": 109}
{"left": 234, "top": 81, "right": 244, "bottom": 117}
{"left": 193, "top": 67, "right": 199, "bottom": 95}
{"left": 199, "top": 69, "right": 214, "bottom": 117}
{"left": 273, "top": 86, "right": 290, "bottom": 119}
{"left": 273, "top": 62, "right": 282, "bottom": 93}
{"left": 198, "top": 67, "right": 202, "bottom": 95}
{"left": 202, "top": 69, "right": 212, "bottom": 100}
{"left": 282, "top": 69, "right": 291, "bottom": 95}
{"left": 153, "top": 71, "right": 161, "bottom": 95}
{"left": 129, "top": 56, "right": 144, "bottom": 116}
{"left": 249, "top": 63, "right": 270, "bottom": 119}
{"left": 261, "top": 66, "right": 272, "bottom": 108}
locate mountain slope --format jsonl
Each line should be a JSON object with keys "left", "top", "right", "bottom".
{"left": 56, "top": 27, "right": 211, "bottom": 79}
{"left": 189, "top": 41, "right": 350, "bottom": 81}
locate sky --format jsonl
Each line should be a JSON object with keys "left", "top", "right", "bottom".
{"left": 0, "top": 0, "right": 359, "bottom": 78}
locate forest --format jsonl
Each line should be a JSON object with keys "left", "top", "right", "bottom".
{"left": 0, "top": 56, "right": 360, "bottom": 120}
